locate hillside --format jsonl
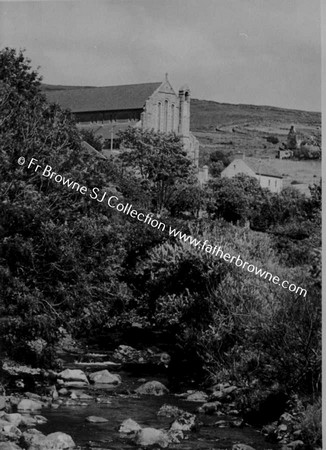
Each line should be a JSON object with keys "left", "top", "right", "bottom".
{"left": 42, "top": 84, "right": 321, "bottom": 193}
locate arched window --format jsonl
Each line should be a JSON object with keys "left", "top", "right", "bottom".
{"left": 164, "top": 100, "right": 169, "bottom": 132}
{"left": 171, "top": 104, "right": 175, "bottom": 131}
{"left": 157, "top": 102, "right": 162, "bottom": 131}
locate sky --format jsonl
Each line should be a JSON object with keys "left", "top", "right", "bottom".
{"left": 0, "top": 0, "right": 322, "bottom": 111}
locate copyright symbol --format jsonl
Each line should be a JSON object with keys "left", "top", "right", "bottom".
{"left": 18, "top": 157, "right": 25, "bottom": 166}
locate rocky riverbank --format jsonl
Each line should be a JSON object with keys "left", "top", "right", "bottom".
{"left": 0, "top": 344, "right": 313, "bottom": 450}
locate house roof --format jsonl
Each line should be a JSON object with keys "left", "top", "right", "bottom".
{"left": 81, "top": 141, "right": 107, "bottom": 159}
{"left": 45, "top": 82, "right": 162, "bottom": 113}
{"left": 245, "top": 157, "right": 282, "bottom": 178}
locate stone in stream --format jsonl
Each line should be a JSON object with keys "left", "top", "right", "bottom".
{"left": 135, "top": 427, "right": 170, "bottom": 448}
{"left": 89, "top": 370, "right": 121, "bottom": 385}
{"left": 157, "top": 404, "right": 185, "bottom": 418}
{"left": 0, "top": 423, "right": 22, "bottom": 440}
{"left": 0, "top": 397, "right": 6, "bottom": 410}
{"left": 2, "top": 413, "right": 22, "bottom": 427}
{"left": 17, "top": 399, "right": 43, "bottom": 411}
{"left": 23, "top": 430, "right": 75, "bottom": 449}
{"left": 135, "top": 381, "right": 169, "bottom": 396}
{"left": 0, "top": 443, "right": 22, "bottom": 450}
{"left": 58, "top": 369, "right": 88, "bottom": 383}
{"left": 85, "top": 416, "right": 108, "bottom": 423}
{"left": 197, "top": 400, "right": 222, "bottom": 414}
{"left": 119, "top": 418, "right": 142, "bottom": 434}
{"left": 170, "top": 412, "right": 196, "bottom": 431}
{"left": 232, "top": 445, "right": 256, "bottom": 450}
{"left": 185, "top": 391, "right": 208, "bottom": 402}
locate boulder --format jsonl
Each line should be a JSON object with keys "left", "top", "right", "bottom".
{"left": 27, "top": 431, "right": 75, "bottom": 449}
{"left": 283, "top": 441, "right": 305, "bottom": 450}
{"left": 89, "top": 370, "right": 121, "bottom": 385}
{"left": 3, "top": 413, "right": 22, "bottom": 427}
{"left": 157, "top": 404, "right": 184, "bottom": 418}
{"left": 135, "top": 381, "right": 169, "bottom": 396}
{"left": 186, "top": 391, "right": 208, "bottom": 402}
{"left": 17, "top": 399, "right": 43, "bottom": 411}
{"left": 135, "top": 428, "right": 170, "bottom": 448}
{"left": 0, "top": 423, "right": 22, "bottom": 440}
{"left": 119, "top": 418, "right": 142, "bottom": 434}
{"left": 0, "top": 443, "right": 22, "bottom": 450}
{"left": 197, "top": 401, "right": 222, "bottom": 414}
{"left": 232, "top": 445, "right": 256, "bottom": 450}
{"left": 58, "top": 369, "right": 88, "bottom": 383}
{"left": 85, "top": 416, "right": 108, "bottom": 423}
{"left": 170, "top": 412, "right": 196, "bottom": 431}
{"left": 0, "top": 397, "right": 6, "bottom": 410}
{"left": 70, "top": 391, "right": 92, "bottom": 400}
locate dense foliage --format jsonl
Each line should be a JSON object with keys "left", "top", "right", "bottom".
{"left": 0, "top": 49, "right": 321, "bottom": 445}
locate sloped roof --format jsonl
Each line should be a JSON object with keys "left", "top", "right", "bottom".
{"left": 45, "top": 82, "right": 162, "bottom": 113}
{"left": 245, "top": 157, "right": 282, "bottom": 178}
{"left": 81, "top": 141, "right": 107, "bottom": 159}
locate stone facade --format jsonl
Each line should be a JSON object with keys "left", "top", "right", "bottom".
{"left": 141, "top": 76, "right": 199, "bottom": 165}
{"left": 221, "top": 154, "right": 283, "bottom": 194}
{"left": 45, "top": 75, "right": 199, "bottom": 166}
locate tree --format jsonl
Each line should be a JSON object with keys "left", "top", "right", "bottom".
{"left": 0, "top": 48, "right": 131, "bottom": 364}
{"left": 206, "top": 174, "right": 267, "bottom": 224}
{"left": 117, "top": 127, "right": 196, "bottom": 213}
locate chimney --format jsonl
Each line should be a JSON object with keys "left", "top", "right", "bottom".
{"left": 234, "top": 152, "right": 245, "bottom": 160}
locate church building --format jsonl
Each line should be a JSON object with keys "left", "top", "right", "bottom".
{"left": 45, "top": 75, "right": 199, "bottom": 166}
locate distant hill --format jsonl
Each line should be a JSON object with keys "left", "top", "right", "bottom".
{"left": 190, "top": 98, "right": 320, "bottom": 132}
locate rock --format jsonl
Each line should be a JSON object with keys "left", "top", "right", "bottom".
{"left": 21, "top": 415, "right": 37, "bottom": 427}
{"left": 284, "top": 440, "right": 304, "bottom": 450}
{"left": 170, "top": 412, "right": 196, "bottom": 431}
{"left": 135, "top": 428, "right": 170, "bottom": 448}
{"left": 119, "top": 418, "right": 142, "bottom": 434}
{"left": 185, "top": 391, "right": 208, "bottom": 402}
{"left": 27, "top": 431, "right": 75, "bottom": 449}
{"left": 89, "top": 370, "right": 121, "bottom": 385}
{"left": 58, "top": 369, "right": 88, "bottom": 383}
{"left": 157, "top": 404, "right": 184, "bottom": 418}
{"left": 113, "top": 345, "right": 140, "bottom": 362}
{"left": 232, "top": 445, "right": 256, "bottom": 450}
{"left": 167, "top": 429, "right": 184, "bottom": 443}
{"left": 0, "top": 397, "right": 6, "bottom": 410}
{"left": 3, "top": 413, "right": 22, "bottom": 427}
{"left": 24, "top": 392, "right": 42, "bottom": 401}
{"left": 0, "top": 443, "right": 22, "bottom": 450}
{"left": 197, "top": 400, "right": 222, "bottom": 414}
{"left": 58, "top": 388, "right": 69, "bottom": 396}
{"left": 214, "top": 419, "right": 228, "bottom": 428}
{"left": 278, "top": 423, "right": 287, "bottom": 432}
{"left": 0, "top": 423, "right": 22, "bottom": 440}
{"left": 85, "top": 416, "right": 108, "bottom": 423}
{"left": 70, "top": 391, "right": 92, "bottom": 400}
{"left": 34, "top": 415, "right": 48, "bottom": 424}
{"left": 17, "top": 399, "right": 43, "bottom": 411}
{"left": 135, "top": 381, "right": 169, "bottom": 396}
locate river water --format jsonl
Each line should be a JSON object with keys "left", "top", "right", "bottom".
{"left": 37, "top": 369, "right": 279, "bottom": 450}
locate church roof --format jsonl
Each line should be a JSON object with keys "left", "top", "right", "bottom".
{"left": 44, "top": 82, "right": 162, "bottom": 113}
{"left": 245, "top": 157, "right": 282, "bottom": 178}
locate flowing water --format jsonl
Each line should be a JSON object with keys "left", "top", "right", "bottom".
{"left": 37, "top": 368, "right": 279, "bottom": 450}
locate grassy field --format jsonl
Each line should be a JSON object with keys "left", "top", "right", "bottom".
{"left": 191, "top": 99, "right": 321, "bottom": 195}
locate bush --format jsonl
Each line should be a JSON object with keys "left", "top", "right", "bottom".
{"left": 299, "top": 399, "right": 322, "bottom": 448}
{"left": 266, "top": 136, "right": 279, "bottom": 144}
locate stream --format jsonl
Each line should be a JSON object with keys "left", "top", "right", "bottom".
{"left": 34, "top": 352, "right": 280, "bottom": 450}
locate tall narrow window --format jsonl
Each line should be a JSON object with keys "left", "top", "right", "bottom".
{"left": 158, "top": 102, "right": 162, "bottom": 131}
{"left": 164, "top": 100, "right": 168, "bottom": 132}
{"left": 171, "top": 104, "right": 175, "bottom": 131}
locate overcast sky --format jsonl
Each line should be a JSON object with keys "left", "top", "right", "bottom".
{"left": 0, "top": 0, "right": 321, "bottom": 111}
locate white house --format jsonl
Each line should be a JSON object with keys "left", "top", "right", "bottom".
{"left": 221, "top": 153, "right": 283, "bottom": 193}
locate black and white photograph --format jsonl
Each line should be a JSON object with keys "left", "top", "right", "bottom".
{"left": 0, "top": 1, "right": 322, "bottom": 449}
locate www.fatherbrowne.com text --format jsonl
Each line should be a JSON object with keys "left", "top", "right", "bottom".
{"left": 19, "top": 157, "right": 307, "bottom": 298}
